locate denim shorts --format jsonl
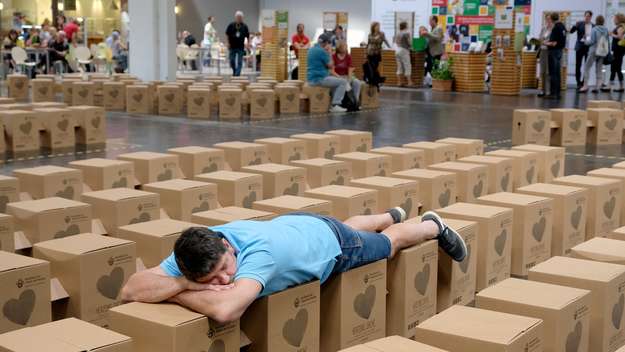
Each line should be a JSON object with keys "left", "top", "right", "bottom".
{"left": 291, "top": 213, "right": 392, "bottom": 275}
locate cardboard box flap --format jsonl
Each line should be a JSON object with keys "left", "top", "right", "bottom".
{"left": 429, "top": 161, "right": 485, "bottom": 171}
{"left": 214, "top": 141, "right": 265, "bottom": 149}
{"left": 13, "top": 165, "right": 78, "bottom": 176}
{"left": 109, "top": 302, "right": 205, "bottom": 327}
{"left": 478, "top": 192, "right": 551, "bottom": 206}
{"left": 515, "top": 109, "right": 547, "bottom": 113}
{"left": 291, "top": 133, "right": 333, "bottom": 140}
{"left": 459, "top": 155, "right": 512, "bottom": 164}
{"left": 438, "top": 202, "right": 512, "bottom": 217}
{"left": 555, "top": 175, "right": 620, "bottom": 187}
{"left": 35, "top": 233, "right": 133, "bottom": 255}
{"left": 253, "top": 195, "right": 328, "bottom": 208}
{"left": 365, "top": 335, "right": 449, "bottom": 352}
{"left": 196, "top": 170, "right": 260, "bottom": 181}
{"left": 325, "top": 129, "right": 371, "bottom": 137}
{"left": 291, "top": 158, "right": 343, "bottom": 167}
{"left": 571, "top": 237, "right": 625, "bottom": 262}
{"left": 118, "top": 219, "right": 198, "bottom": 238}
{"left": 403, "top": 141, "right": 452, "bottom": 149}
{"left": 335, "top": 152, "right": 386, "bottom": 161}
{"left": 436, "top": 137, "right": 483, "bottom": 144}
{"left": 417, "top": 306, "right": 542, "bottom": 345}
{"left": 0, "top": 251, "right": 48, "bottom": 272}
{"left": 486, "top": 150, "right": 537, "bottom": 158}
{"left": 254, "top": 137, "right": 296, "bottom": 144}
{"left": 441, "top": 218, "right": 477, "bottom": 232}
{"left": 517, "top": 183, "right": 585, "bottom": 196}
{"left": 371, "top": 146, "right": 419, "bottom": 155}
{"left": 0, "top": 327, "right": 81, "bottom": 351}
{"left": 0, "top": 175, "right": 18, "bottom": 182}
{"left": 144, "top": 179, "right": 213, "bottom": 191}
{"left": 32, "top": 107, "right": 68, "bottom": 113}
{"left": 512, "top": 144, "right": 564, "bottom": 153}
{"left": 33, "top": 318, "right": 131, "bottom": 349}
{"left": 118, "top": 151, "right": 174, "bottom": 160}
{"left": 588, "top": 168, "right": 625, "bottom": 178}
{"left": 195, "top": 207, "right": 273, "bottom": 223}
{"left": 168, "top": 146, "right": 223, "bottom": 154}
{"left": 477, "top": 278, "right": 590, "bottom": 310}
{"left": 7, "top": 197, "right": 88, "bottom": 213}
{"left": 393, "top": 169, "right": 455, "bottom": 179}
{"left": 350, "top": 176, "right": 416, "bottom": 188}
{"left": 69, "top": 158, "right": 132, "bottom": 168}
{"left": 82, "top": 188, "right": 156, "bottom": 201}
{"left": 307, "top": 185, "right": 375, "bottom": 197}
{"left": 242, "top": 163, "right": 300, "bottom": 173}
{"left": 531, "top": 256, "right": 625, "bottom": 282}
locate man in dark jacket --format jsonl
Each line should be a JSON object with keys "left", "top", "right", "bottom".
{"left": 545, "top": 12, "right": 567, "bottom": 99}
{"left": 570, "top": 11, "right": 594, "bottom": 88}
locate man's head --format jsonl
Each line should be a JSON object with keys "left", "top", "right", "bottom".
{"left": 182, "top": 30, "right": 190, "bottom": 39}
{"left": 335, "top": 25, "right": 343, "bottom": 34}
{"left": 430, "top": 15, "right": 439, "bottom": 28}
{"left": 174, "top": 227, "right": 237, "bottom": 284}
{"left": 596, "top": 15, "right": 605, "bottom": 26}
{"left": 399, "top": 21, "right": 408, "bottom": 31}
{"left": 297, "top": 23, "right": 305, "bottom": 34}
{"left": 584, "top": 11, "right": 593, "bottom": 23}
{"left": 57, "top": 30, "right": 66, "bottom": 42}
{"left": 235, "top": 11, "right": 244, "bottom": 23}
{"left": 318, "top": 32, "right": 333, "bottom": 49}
{"left": 208, "top": 16, "right": 214, "bottom": 23}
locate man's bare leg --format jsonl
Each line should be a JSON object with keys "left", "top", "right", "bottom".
{"left": 344, "top": 213, "right": 395, "bottom": 232}
{"left": 382, "top": 221, "right": 440, "bottom": 257}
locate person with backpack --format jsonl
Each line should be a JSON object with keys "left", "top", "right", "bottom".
{"left": 579, "top": 15, "right": 610, "bottom": 93}
{"left": 606, "top": 13, "right": 625, "bottom": 92}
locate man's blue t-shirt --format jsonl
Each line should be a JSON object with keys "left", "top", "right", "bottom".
{"left": 160, "top": 215, "right": 341, "bottom": 297}
{"left": 306, "top": 44, "right": 330, "bottom": 83}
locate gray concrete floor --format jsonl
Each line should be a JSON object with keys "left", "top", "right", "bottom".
{"left": 2, "top": 87, "right": 625, "bottom": 175}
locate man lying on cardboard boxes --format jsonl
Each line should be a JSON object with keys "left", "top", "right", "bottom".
{"left": 121, "top": 209, "right": 466, "bottom": 323}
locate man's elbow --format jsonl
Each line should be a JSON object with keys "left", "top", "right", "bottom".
{"left": 211, "top": 306, "right": 243, "bottom": 324}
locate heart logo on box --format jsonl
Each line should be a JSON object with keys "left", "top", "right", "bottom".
{"left": 242, "top": 191, "right": 257, "bottom": 208}
{"left": 526, "top": 166, "right": 535, "bottom": 184}
{"left": 375, "top": 168, "right": 386, "bottom": 176}
{"left": 157, "top": 168, "right": 174, "bottom": 182}
{"left": 472, "top": 180, "right": 484, "bottom": 198}
{"left": 19, "top": 121, "right": 32, "bottom": 135}
{"left": 532, "top": 119, "right": 545, "bottom": 132}
{"left": 192, "top": 201, "right": 210, "bottom": 213}
{"left": 459, "top": 244, "right": 472, "bottom": 273}
{"left": 91, "top": 116, "right": 101, "bottom": 129}
{"left": 400, "top": 198, "right": 413, "bottom": 217}
{"left": 55, "top": 186, "right": 74, "bottom": 200}
{"left": 256, "top": 97, "right": 267, "bottom": 108}
{"left": 324, "top": 147, "right": 336, "bottom": 159}
{"left": 500, "top": 173, "right": 510, "bottom": 191}
{"left": 248, "top": 157, "right": 262, "bottom": 166}
{"left": 315, "top": 93, "right": 324, "bottom": 101}
{"left": 14, "top": 81, "right": 24, "bottom": 90}
{"left": 283, "top": 183, "right": 300, "bottom": 196}
{"left": 414, "top": 263, "right": 430, "bottom": 296}
{"left": 286, "top": 93, "right": 295, "bottom": 102}
{"left": 207, "top": 339, "right": 225, "bottom": 352}
{"left": 3, "top": 289, "right": 35, "bottom": 326}
{"left": 362, "top": 207, "right": 372, "bottom": 215}
{"left": 57, "top": 119, "right": 69, "bottom": 132}
{"left": 356, "top": 144, "right": 368, "bottom": 152}
{"left": 132, "top": 93, "right": 143, "bottom": 103}
{"left": 109, "top": 90, "right": 119, "bottom": 98}
{"left": 571, "top": 205, "right": 582, "bottom": 230}
{"left": 202, "top": 163, "right": 219, "bottom": 173}
{"left": 605, "top": 119, "right": 618, "bottom": 131}
{"left": 565, "top": 321, "right": 582, "bottom": 352}
{"left": 330, "top": 175, "right": 345, "bottom": 185}
{"left": 551, "top": 160, "right": 561, "bottom": 178}
{"left": 78, "top": 89, "right": 89, "bottom": 98}
{"left": 164, "top": 93, "right": 175, "bottom": 103}
{"left": 225, "top": 97, "right": 235, "bottom": 106}
{"left": 282, "top": 308, "right": 308, "bottom": 347}
{"left": 613, "top": 294, "right": 624, "bottom": 330}
{"left": 438, "top": 188, "right": 451, "bottom": 207}
{"left": 54, "top": 224, "right": 80, "bottom": 239}
{"left": 604, "top": 196, "right": 616, "bottom": 220}
{"left": 96, "top": 267, "right": 125, "bottom": 300}
{"left": 532, "top": 217, "right": 546, "bottom": 242}
{"left": 193, "top": 97, "right": 205, "bottom": 106}
{"left": 353, "top": 285, "right": 376, "bottom": 320}
{"left": 288, "top": 152, "right": 302, "bottom": 162}
{"left": 0, "top": 195, "right": 9, "bottom": 213}
{"left": 494, "top": 229, "right": 507, "bottom": 256}
{"left": 129, "top": 212, "right": 151, "bottom": 225}
{"left": 38, "top": 87, "right": 48, "bottom": 95}
{"left": 569, "top": 119, "right": 582, "bottom": 132}
{"left": 112, "top": 177, "right": 128, "bottom": 188}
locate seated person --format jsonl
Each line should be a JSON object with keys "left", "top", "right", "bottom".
{"left": 332, "top": 40, "right": 363, "bottom": 106}
{"left": 307, "top": 33, "right": 348, "bottom": 113}
{"left": 121, "top": 209, "right": 466, "bottom": 323}
{"left": 49, "top": 31, "right": 71, "bottom": 72}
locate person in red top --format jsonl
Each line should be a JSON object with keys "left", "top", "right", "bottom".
{"left": 291, "top": 23, "right": 310, "bottom": 58}
{"left": 332, "top": 40, "right": 362, "bottom": 106}
{"left": 63, "top": 18, "right": 80, "bottom": 41}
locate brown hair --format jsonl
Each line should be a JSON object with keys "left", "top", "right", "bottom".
{"left": 336, "top": 40, "right": 348, "bottom": 55}
{"left": 399, "top": 21, "right": 408, "bottom": 31}
{"left": 596, "top": 15, "right": 605, "bottom": 26}
{"left": 616, "top": 13, "right": 625, "bottom": 26}
{"left": 370, "top": 21, "right": 380, "bottom": 34}
{"left": 550, "top": 12, "right": 559, "bottom": 22}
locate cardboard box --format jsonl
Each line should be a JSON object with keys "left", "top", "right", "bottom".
{"left": 0, "top": 121, "right": 4, "bottom": 155}
{"left": 512, "top": 144, "right": 565, "bottom": 183}
{"left": 191, "top": 207, "right": 275, "bottom": 226}
{"left": 0, "top": 317, "right": 133, "bottom": 352}
{"left": 517, "top": 183, "right": 588, "bottom": 256}
{"left": 587, "top": 108, "right": 624, "bottom": 145}
{"left": 117, "top": 219, "right": 196, "bottom": 269}
{"left": 428, "top": 162, "right": 488, "bottom": 203}
{"left": 117, "top": 152, "right": 183, "bottom": 185}
{"left": 290, "top": 158, "right": 352, "bottom": 188}
{"left": 0, "top": 97, "right": 15, "bottom": 105}
{"left": 13, "top": 165, "right": 83, "bottom": 200}
{"left": 386, "top": 241, "right": 438, "bottom": 338}
{"left": 277, "top": 85, "right": 300, "bottom": 114}
{"left": 195, "top": 171, "right": 262, "bottom": 208}
{"left": 0, "top": 214, "right": 14, "bottom": 253}
{"left": 187, "top": 88, "right": 211, "bottom": 119}
{"left": 68, "top": 106, "right": 107, "bottom": 146}
{"left": 7, "top": 75, "right": 28, "bottom": 100}
{"left": 0, "top": 176, "right": 19, "bottom": 213}
{"left": 0, "top": 110, "right": 40, "bottom": 155}
{"left": 305, "top": 185, "right": 378, "bottom": 221}
{"left": 291, "top": 133, "right": 341, "bottom": 159}
{"left": 485, "top": 149, "right": 539, "bottom": 190}
{"left": 588, "top": 168, "right": 625, "bottom": 226}
{"left": 157, "top": 85, "right": 182, "bottom": 116}
{"left": 30, "top": 102, "right": 67, "bottom": 109}
{"left": 334, "top": 152, "right": 392, "bottom": 179}
{"left": 242, "top": 163, "right": 307, "bottom": 198}
{"left": 553, "top": 175, "right": 622, "bottom": 238}
{"left": 213, "top": 141, "right": 268, "bottom": 171}
{"left": 392, "top": 169, "right": 456, "bottom": 212}
{"left": 476, "top": 278, "right": 591, "bottom": 352}
{"left": 435, "top": 138, "right": 484, "bottom": 158}
{"left": 609, "top": 226, "right": 625, "bottom": 241}
{"left": 34, "top": 108, "right": 75, "bottom": 151}
{"left": 249, "top": 89, "right": 275, "bottom": 120}
{"left": 142, "top": 179, "right": 218, "bottom": 221}
{"left": 321, "top": 260, "right": 387, "bottom": 351}
{"left": 349, "top": 176, "right": 420, "bottom": 218}
{"left": 304, "top": 86, "right": 330, "bottom": 113}
{"left": 402, "top": 142, "right": 456, "bottom": 166}
{"left": 6, "top": 197, "right": 92, "bottom": 245}
{"left": 31, "top": 78, "right": 55, "bottom": 102}
{"left": 457, "top": 155, "right": 513, "bottom": 194}
{"left": 550, "top": 109, "right": 588, "bottom": 146}
{"left": 588, "top": 100, "right": 623, "bottom": 109}
{"left": 69, "top": 158, "right": 136, "bottom": 191}
{"left": 219, "top": 89, "right": 242, "bottom": 120}
{"left": 512, "top": 109, "right": 551, "bottom": 146}
{"left": 252, "top": 195, "right": 332, "bottom": 216}
{"left": 126, "top": 85, "right": 154, "bottom": 115}
{"left": 437, "top": 202, "right": 513, "bottom": 291}
{"left": 0, "top": 251, "right": 50, "bottom": 333}
{"left": 33, "top": 234, "right": 135, "bottom": 327}
{"left": 0, "top": 104, "right": 32, "bottom": 111}
{"left": 254, "top": 137, "right": 308, "bottom": 164}
{"left": 414, "top": 305, "right": 543, "bottom": 352}
{"left": 72, "top": 82, "right": 95, "bottom": 106}
{"left": 103, "top": 82, "right": 126, "bottom": 111}
{"left": 360, "top": 84, "right": 380, "bottom": 109}
{"left": 242, "top": 281, "right": 320, "bottom": 352}
{"left": 325, "top": 130, "right": 373, "bottom": 153}
{"left": 109, "top": 302, "right": 240, "bottom": 352}
{"left": 61, "top": 80, "right": 79, "bottom": 105}
{"left": 81, "top": 188, "right": 160, "bottom": 236}
{"left": 167, "top": 146, "right": 225, "bottom": 178}
{"left": 570, "top": 237, "right": 625, "bottom": 265}
{"left": 476, "top": 192, "right": 553, "bottom": 277}
{"left": 370, "top": 147, "right": 425, "bottom": 172}
{"left": 344, "top": 336, "right": 448, "bottom": 352}
{"left": 529, "top": 256, "right": 625, "bottom": 352}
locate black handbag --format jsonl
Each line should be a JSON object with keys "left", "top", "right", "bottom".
{"left": 604, "top": 52, "right": 615, "bottom": 65}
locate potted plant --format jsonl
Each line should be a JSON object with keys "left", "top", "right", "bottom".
{"left": 431, "top": 58, "right": 454, "bottom": 92}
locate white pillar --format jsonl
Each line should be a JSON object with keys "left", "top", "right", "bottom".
{"left": 128, "top": 0, "right": 177, "bottom": 81}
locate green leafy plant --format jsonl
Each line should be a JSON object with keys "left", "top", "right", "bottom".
{"left": 431, "top": 58, "right": 454, "bottom": 81}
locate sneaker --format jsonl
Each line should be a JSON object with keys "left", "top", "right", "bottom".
{"left": 422, "top": 211, "right": 467, "bottom": 262}
{"left": 329, "top": 105, "right": 347, "bottom": 113}
{"left": 386, "top": 207, "right": 407, "bottom": 224}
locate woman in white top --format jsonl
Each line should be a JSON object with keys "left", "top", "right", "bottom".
{"left": 202, "top": 16, "right": 217, "bottom": 66}
{"left": 537, "top": 14, "right": 553, "bottom": 97}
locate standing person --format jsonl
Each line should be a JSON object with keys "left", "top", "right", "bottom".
{"left": 608, "top": 13, "right": 625, "bottom": 92}
{"left": 63, "top": 18, "right": 80, "bottom": 42}
{"left": 307, "top": 33, "right": 348, "bottom": 113}
{"left": 40, "top": 21, "right": 52, "bottom": 45}
{"left": 366, "top": 22, "right": 390, "bottom": 76}
{"left": 537, "top": 14, "right": 553, "bottom": 97}
{"left": 422, "top": 16, "right": 444, "bottom": 82}
{"left": 121, "top": 2, "right": 130, "bottom": 44}
{"left": 394, "top": 21, "right": 413, "bottom": 87}
{"left": 56, "top": 14, "right": 66, "bottom": 31}
{"left": 251, "top": 32, "right": 262, "bottom": 71}
{"left": 291, "top": 23, "right": 310, "bottom": 58}
{"left": 332, "top": 25, "right": 346, "bottom": 48}
{"left": 182, "top": 30, "right": 198, "bottom": 71}
{"left": 225, "top": 11, "right": 249, "bottom": 77}
{"left": 332, "top": 40, "right": 363, "bottom": 106}
{"left": 543, "top": 12, "right": 567, "bottom": 99}
{"left": 570, "top": 11, "right": 594, "bottom": 88}
{"left": 579, "top": 15, "right": 610, "bottom": 93}
{"left": 202, "top": 16, "right": 217, "bottom": 67}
